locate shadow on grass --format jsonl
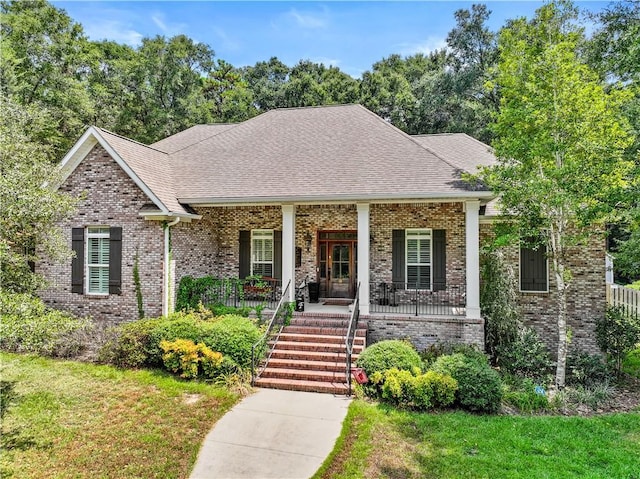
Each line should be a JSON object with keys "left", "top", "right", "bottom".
{"left": 0, "top": 380, "right": 43, "bottom": 452}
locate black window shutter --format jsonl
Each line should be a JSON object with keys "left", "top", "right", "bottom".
{"left": 109, "top": 227, "right": 122, "bottom": 295}
{"left": 239, "top": 230, "right": 250, "bottom": 278}
{"left": 392, "top": 229, "right": 405, "bottom": 289}
{"left": 520, "top": 244, "right": 548, "bottom": 292}
{"left": 433, "top": 229, "right": 446, "bottom": 291}
{"left": 273, "top": 230, "right": 282, "bottom": 280}
{"left": 71, "top": 228, "right": 84, "bottom": 294}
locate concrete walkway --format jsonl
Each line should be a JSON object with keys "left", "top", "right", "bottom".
{"left": 190, "top": 388, "right": 351, "bottom": 479}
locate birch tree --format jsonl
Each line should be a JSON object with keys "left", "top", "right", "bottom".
{"left": 483, "top": 1, "right": 634, "bottom": 387}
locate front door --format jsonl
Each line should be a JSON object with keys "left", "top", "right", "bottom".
{"left": 318, "top": 231, "right": 357, "bottom": 299}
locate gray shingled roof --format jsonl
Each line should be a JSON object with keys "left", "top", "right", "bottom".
{"left": 412, "top": 133, "right": 496, "bottom": 174}
{"left": 171, "top": 105, "right": 491, "bottom": 203}
{"left": 151, "top": 124, "right": 234, "bottom": 154}
{"left": 95, "top": 128, "right": 188, "bottom": 214}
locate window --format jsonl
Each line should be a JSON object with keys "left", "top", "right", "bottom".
{"left": 251, "top": 229, "right": 273, "bottom": 277}
{"left": 72, "top": 226, "right": 121, "bottom": 295}
{"left": 86, "top": 227, "right": 110, "bottom": 294}
{"left": 520, "top": 241, "right": 548, "bottom": 292}
{"left": 406, "top": 229, "right": 432, "bottom": 289}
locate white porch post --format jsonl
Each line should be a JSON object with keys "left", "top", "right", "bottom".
{"left": 357, "top": 203, "right": 370, "bottom": 315}
{"left": 282, "top": 204, "right": 296, "bottom": 302}
{"left": 465, "top": 200, "right": 481, "bottom": 319}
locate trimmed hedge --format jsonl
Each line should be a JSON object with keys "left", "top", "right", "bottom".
{"left": 356, "top": 340, "right": 423, "bottom": 376}
{"left": 377, "top": 368, "right": 458, "bottom": 410}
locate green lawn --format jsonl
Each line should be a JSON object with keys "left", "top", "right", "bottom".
{"left": 0, "top": 353, "right": 239, "bottom": 479}
{"left": 314, "top": 400, "right": 640, "bottom": 479}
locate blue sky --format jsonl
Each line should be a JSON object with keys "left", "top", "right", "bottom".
{"left": 53, "top": 1, "right": 610, "bottom": 78}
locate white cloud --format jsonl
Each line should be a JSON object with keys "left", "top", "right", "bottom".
{"left": 397, "top": 36, "right": 448, "bottom": 56}
{"left": 213, "top": 28, "right": 241, "bottom": 52}
{"left": 149, "top": 12, "right": 187, "bottom": 37}
{"left": 151, "top": 13, "right": 167, "bottom": 32}
{"left": 84, "top": 21, "right": 143, "bottom": 46}
{"left": 287, "top": 7, "right": 329, "bottom": 29}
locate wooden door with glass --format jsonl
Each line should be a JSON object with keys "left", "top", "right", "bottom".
{"left": 317, "top": 231, "right": 357, "bottom": 298}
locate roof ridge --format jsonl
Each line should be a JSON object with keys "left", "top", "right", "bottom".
{"left": 356, "top": 106, "right": 463, "bottom": 173}
{"left": 95, "top": 127, "right": 167, "bottom": 154}
{"left": 268, "top": 103, "right": 360, "bottom": 113}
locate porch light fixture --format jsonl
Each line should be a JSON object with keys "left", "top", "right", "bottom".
{"left": 304, "top": 232, "right": 313, "bottom": 252}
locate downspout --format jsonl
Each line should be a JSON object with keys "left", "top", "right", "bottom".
{"left": 163, "top": 217, "right": 180, "bottom": 317}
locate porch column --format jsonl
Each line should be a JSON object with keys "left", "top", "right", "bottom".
{"left": 357, "top": 203, "right": 370, "bottom": 315}
{"left": 282, "top": 204, "right": 296, "bottom": 302}
{"left": 465, "top": 200, "right": 481, "bottom": 319}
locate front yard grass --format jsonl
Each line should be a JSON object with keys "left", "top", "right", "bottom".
{"left": 0, "top": 352, "right": 239, "bottom": 479}
{"left": 314, "top": 400, "right": 640, "bottom": 479}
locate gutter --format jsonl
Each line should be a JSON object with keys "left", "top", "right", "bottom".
{"left": 162, "top": 217, "right": 180, "bottom": 317}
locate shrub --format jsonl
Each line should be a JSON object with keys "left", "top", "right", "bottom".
{"left": 98, "top": 318, "right": 163, "bottom": 368}
{"left": 420, "top": 342, "right": 488, "bottom": 368}
{"left": 0, "top": 292, "right": 92, "bottom": 357}
{"left": 202, "top": 315, "right": 264, "bottom": 367}
{"left": 147, "top": 314, "right": 217, "bottom": 365}
{"left": 207, "top": 303, "right": 251, "bottom": 317}
{"left": 596, "top": 306, "right": 640, "bottom": 374}
{"left": 566, "top": 352, "right": 612, "bottom": 387}
{"left": 356, "top": 340, "right": 423, "bottom": 377}
{"left": 160, "top": 339, "right": 223, "bottom": 379}
{"left": 431, "top": 353, "right": 502, "bottom": 413}
{"left": 480, "top": 248, "right": 521, "bottom": 364}
{"left": 380, "top": 368, "right": 457, "bottom": 410}
{"left": 497, "top": 327, "right": 552, "bottom": 382}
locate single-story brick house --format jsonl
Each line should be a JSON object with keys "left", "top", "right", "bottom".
{"left": 39, "top": 104, "right": 604, "bottom": 353}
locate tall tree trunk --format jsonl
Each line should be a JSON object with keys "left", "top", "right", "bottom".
{"left": 554, "top": 264, "right": 568, "bottom": 389}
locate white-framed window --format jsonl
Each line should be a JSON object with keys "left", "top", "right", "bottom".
{"left": 406, "top": 229, "right": 432, "bottom": 289}
{"left": 86, "top": 226, "right": 110, "bottom": 294}
{"left": 251, "top": 229, "right": 273, "bottom": 277}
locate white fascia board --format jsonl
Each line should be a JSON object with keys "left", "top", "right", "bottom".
{"left": 57, "top": 126, "right": 169, "bottom": 215}
{"left": 139, "top": 211, "right": 202, "bottom": 222}
{"left": 180, "top": 191, "right": 496, "bottom": 207}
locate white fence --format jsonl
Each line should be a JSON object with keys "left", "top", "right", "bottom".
{"left": 606, "top": 284, "right": 640, "bottom": 318}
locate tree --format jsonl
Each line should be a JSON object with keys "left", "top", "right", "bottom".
{"left": 0, "top": 0, "right": 96, "bottom": 158}
{"left": 482, "top": 1, "right": 634, "bottom": 387}
{"left": 0, "top": 97, "right": 77, "bottom": 293}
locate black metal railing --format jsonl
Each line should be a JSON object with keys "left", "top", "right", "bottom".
{"left": 200, "top": 277, "right": 283, "bottom": 311}
{"left": 345, "top": 282, "right": 361, "bottom": 396}
{"left": 369, "top": 282, "right": 466, "bottom": 316}
{"left": 251, "top": 280, "right": 292, "bottom": 385}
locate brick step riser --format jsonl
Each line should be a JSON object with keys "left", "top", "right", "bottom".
{"left": 260, "top": 368, "right": 348, "bottom": 383}
{"left": 265, "top": 359, "right": 351, "bottom": 372}
{"left": 276, "top": 334, "right": 366, "bottom": 345}
{"left": 254, "top": 378, "right": 349, "bottom": 395}
{"left": 273, "top": 342, "right": 364, "bottom": 353}
{"left": 282, "top": 326, "right": 367, "bottom": 336}
{"left": 289, "top": 319, "right": 368, "bottom": 328}
{"left": 270, "top": 350, "right": 359, "bottom": 362}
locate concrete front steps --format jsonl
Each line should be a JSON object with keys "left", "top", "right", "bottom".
{"left": 254, "top": 316, "right": 367, "bottom": 395}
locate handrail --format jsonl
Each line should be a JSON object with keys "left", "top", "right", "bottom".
{"left": 345, "top": 282, "right": 361, "bottom": 396}
{"left": 251, "top": 280, "right": 292, "bottom": 385}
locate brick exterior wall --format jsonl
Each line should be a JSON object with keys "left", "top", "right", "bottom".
{"left": 38, "top": 145, "right": 164, "bottom": 322}
{"left": 480, "top": 223, "right": 605, "bottom": 356}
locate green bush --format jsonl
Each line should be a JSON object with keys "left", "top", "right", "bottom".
{"left": 420, "top": 342, "right": 488, "bottom": 368}
{"left": 596, "top": 306, "right": 640, "bottom": 374}
{"left": 98, "top": 318, "right": 163, "bottom": 368}
{"left": 430, "top": 353, "right": 502, "bottom": 413}
{"left": 160, "top": 339, "right": 223, "bottom": 379}
{"left": 566, "top": 352, "right": 612, "bottom": 387}
{"left": 356, "top": 340, "right": 423, "bottom": 377}
{"left": 0, "top": 292, "right": 91, "bottom": 357}
{"left": 379, "top": 368, "right": 457, "bottom": 410}
{"left": 202, "top": 315, "right": 264, "bottom": 367}
{"left": 497, "top": 327, "right": 552, "bottom": 382}
{"left": 99, "top": 311, "right": 263, "bottom": 370}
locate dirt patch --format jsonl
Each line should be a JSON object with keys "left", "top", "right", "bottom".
{"left": 182, "top": 393, "right": 203, "bottom": 405}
